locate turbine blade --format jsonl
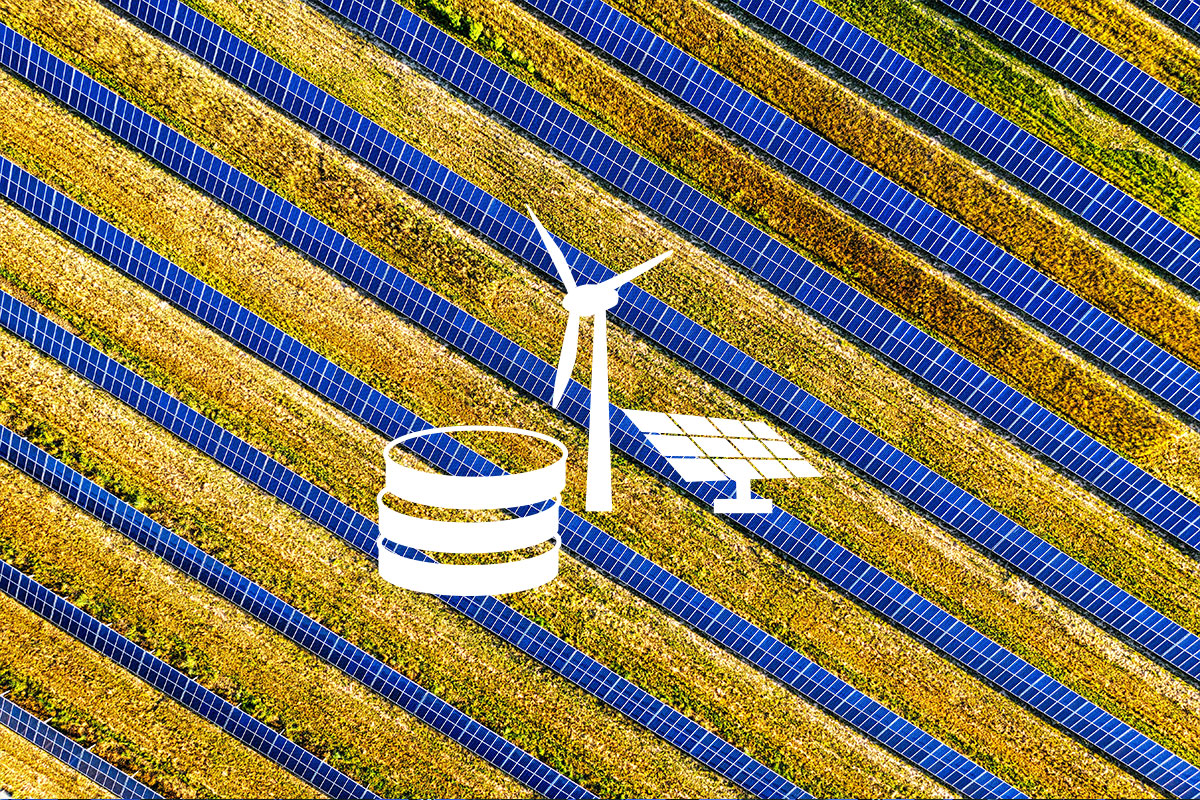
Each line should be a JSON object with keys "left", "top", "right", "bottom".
{"left": 552, "top": 311, "right": 581, "bottom": 408}
{"left": 527, "top": 205, "right": 576, "bottom": 292}
{"left": 598, "top": 250, "right": 673, "bottom": 291}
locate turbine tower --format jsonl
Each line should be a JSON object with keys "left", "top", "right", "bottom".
{"left": 529, "top": 207, "right": 672, "bottom": 512}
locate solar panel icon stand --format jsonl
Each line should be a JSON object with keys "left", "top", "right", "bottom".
{"left": 626, "top": 410, "right": 820, "bottom": 515}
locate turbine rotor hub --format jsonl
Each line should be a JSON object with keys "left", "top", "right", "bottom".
{"left": 562, "top": 284, "right": 619, "bottom": 315}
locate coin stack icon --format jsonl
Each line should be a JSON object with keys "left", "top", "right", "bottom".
{"left": 376, "top": 426, "right": 567, "bottom": 596}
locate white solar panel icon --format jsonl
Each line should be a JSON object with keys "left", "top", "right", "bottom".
{"left": 625, "top": 410, "right": 820, "bottom": 514}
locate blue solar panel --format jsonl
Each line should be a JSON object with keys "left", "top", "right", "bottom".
{"left": 502, "top": 0, "right": 1200, "bottom": 530}
{"left": 935, "top": 0, "right": 1200, "bottom": 160}
{"left": 717, "top": 0, "right": 1200, "bottom": 294}
{"left": 0, "top": 293, "right": 800, "bottom": 799}
{"left": 0, "top": 156, "right": 1016, "bottom": 799}
{"left": 0, "top": 695, "right": 159, "bottom": 799}
{"left": 0, "top": 555, "right": 377, "bottom": 799}
{"left": 1144, "top": 0, "right": 1200, "bottom": 34}
{"left": 5, "top": 22, "right": 1199, "bottom": 795}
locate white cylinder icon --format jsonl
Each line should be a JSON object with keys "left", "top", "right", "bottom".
{"left": 377, "top": 426, "right": 567, "bottom": 596}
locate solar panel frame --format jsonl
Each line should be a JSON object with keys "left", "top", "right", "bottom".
{"left": 0, "top": 695, "right": 159, "bottom": 799}
{"left": 935, "top": 0, "right": 1200, "bottom": 160}
{"left": 0, "top": 292, "right": 800, "bottom": 800}
{"left": 6, "top": 20, "right": 1199, "bottom": 793}
{"left": 0, "top": 557, "right": 377, "bottom": 800}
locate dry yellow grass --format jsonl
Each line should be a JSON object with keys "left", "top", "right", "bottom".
{"left": 0, "top": 465, "right": 534, "bottom": 799}
{"left": 0, "top": 133, "right": 1190, "bottom": 797}
{"left": 0, "top": 723, "right": 111, "bottom": 800}
{"left": 396, "top": 0, "right": 1200, "bottom": 396}
{"left": 0, "top": 333, "right": 762, "bottom": 797}
{"left": 1, "top": 1, "right": 1197, "bottom": 794}
{"left": 0, "top": 589, "right": 317, "bottom": 799}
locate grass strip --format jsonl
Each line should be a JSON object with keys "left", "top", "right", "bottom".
{"left": 0, "top": 721, "right": 111, "bottom": 800}
{"left": 0, "top": 462, "right": 531, "bottom": 800}
{"left": 0, "top": 118, "right": 1188, "bottom": 798}
{"left": 0, "top": 231, "right": 1156, "bottom": 800}
{"left": 0, "top": 592, "right": 315, "bottom": 799}
{"left": 0, "top": 252, "right": 941, "bottom": 800}
{"left": 9, "top": 0, "right": 1200, "bottom": 636}
{"left": 590, "top": 0, "right": 1200, "bottom": 372}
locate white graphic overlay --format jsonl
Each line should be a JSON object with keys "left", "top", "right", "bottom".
{"left": 625, "top": 411, "right": 820, "bottom": 514}
{"left": 377, "top": 426, "right": 567, "bottom": 595}
{"left": 530, "top": 205, "right": 672, "bottom": 513}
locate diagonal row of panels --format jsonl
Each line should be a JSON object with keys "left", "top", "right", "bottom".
{"left": 0, "top": 153, "right": 1015, "bottom": 798}
{"left": 491, "top": 0, "right": 1200, "bottom": 549}
{"left": 722, "top": 0, "right": 1200, "bottom": 292}
{"left": 0, "top": 694, "right": 159, "bottom": 799}
{"left": 57, "top": 0, "right": 1200, "bottom": 683}
{"left": 0, "top": 536, "right": 378, "bottom": 799}
{"left": 0, "top": 283, "right": 803, "bottom": 799}
{"left": 6, "top": 28, "right": 1196, "bottom": 793}
{"left": 932, "top": 0, "right": 1200, "bottom": 160}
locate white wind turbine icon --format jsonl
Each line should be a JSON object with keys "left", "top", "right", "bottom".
{"left": 528, "top": 207, "right": 672, "bottom": 512}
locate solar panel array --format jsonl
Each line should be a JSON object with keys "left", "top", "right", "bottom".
{"left": 0, "top": 162, "right": 1014, "bottom": 798}
{"left": 0, "top": 694, "right": 159, "bottom": 799}
{"left": 518, "top": 0, "right": 1200, "bottom": 424}
{"left": 93, "top": 0, "right": 1200, "bottom": 557}
{"left": 936, "top": 0, "right": 1200, "bottom": 160}
{"left": 65, "top": 0, "right": 1200, "bottom": 619}
{"left": 0, "top": 289, "right": 803, "bottom": 800}
{"left": 722, "top": 0, "right": 1200, "bottom": 293}
{"left": 0, "top": 551, "right": 377, "bottom": 799}
{"left": 626, "top": 410, "right": 822, "bottom": 483}
{"left": 8, "top": 19, "right": 1200, "bottom": 795}
{"left": 0, "top": 395, "right": 590, "bottom": 799}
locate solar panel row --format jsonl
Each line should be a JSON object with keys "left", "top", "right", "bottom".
{"left": 9, "top": 24, "right": 1198, "bottom": 795}
{"left": 66, "top": 0, "right": 1200, "bottom": 670}
{"left": 935, "top": 0, "right": 1200, "bottom": 160}
{"left": 0, "top": 371, "right": 590, "bottom": 799}
{"left": 0, "top": 548, "right": 377, "bottom": 799}
{"left": 0, "top": 162, "right": 1014, "bottom": 798}
{"left": 0, "top": 695, "right": 159, "bottom": 799}
{"left": 315, "top": 0, "right": 1200, "bottom": 543}
{"left": 520, "top": 0, "right": 1200, "bottom": 424}
{"left": 0, "top": 289, "right": 803, "bottom": 800}
{"left": 723, "top": 0, "right": 1200, "bottom": 293}
{"left": 503, "top": 0, "right": 1200, "bottom": 542}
